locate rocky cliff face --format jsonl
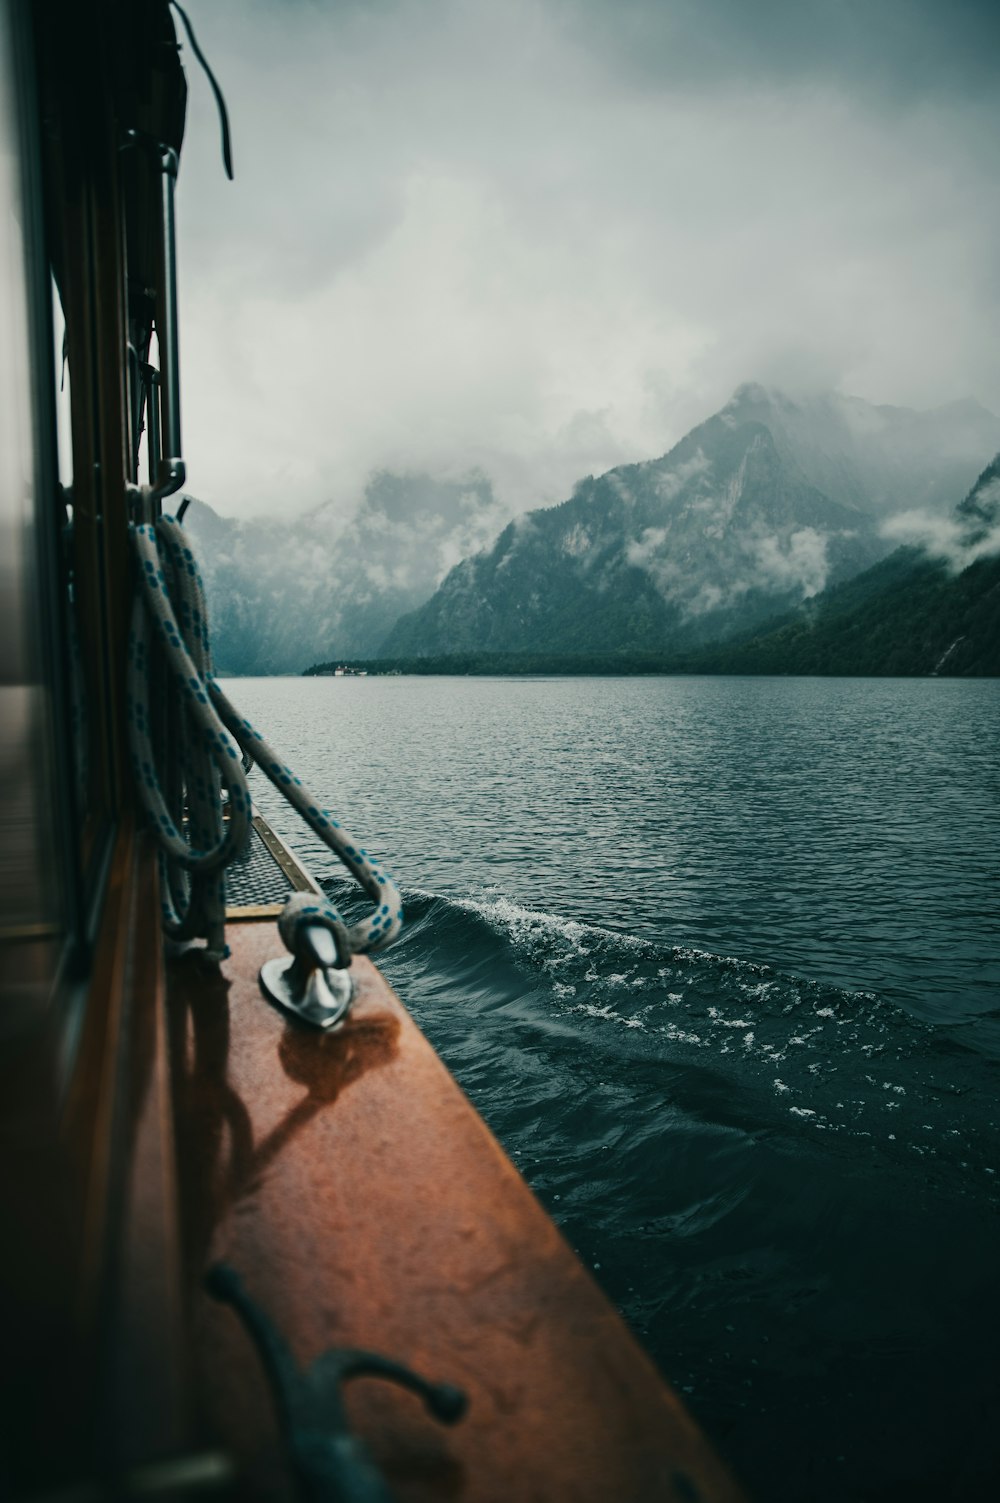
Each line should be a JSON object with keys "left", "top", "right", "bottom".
{"left": 381, "top": 386, "right": 1000, "bottom": 658}
{"left": 956, "top": 456, "right": 1000, "bottom": 537}
{"left": 185, "top": 385, "right": 1000, "bottom": 669}
{"left": 718, "top": 384, "right": 1000, "bottom": 519}
{"left": 688, "top": 452, "right": 1000, "bottom": 678}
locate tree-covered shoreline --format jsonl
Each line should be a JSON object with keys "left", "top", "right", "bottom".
{"left": 303, "top": 548, "right": 1000, "bottom": 680}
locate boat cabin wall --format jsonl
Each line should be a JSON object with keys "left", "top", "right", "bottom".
{"left": 1, "top": 1, "right": 193, "bottom": 1492}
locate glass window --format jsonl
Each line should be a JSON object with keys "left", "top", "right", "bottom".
{"left": 0, "top": 0, "right": 66, "bottom": 1039}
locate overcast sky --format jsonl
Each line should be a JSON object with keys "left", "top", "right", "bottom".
{"left": 175, "top": 0, "right": 1000, "bottom": 519}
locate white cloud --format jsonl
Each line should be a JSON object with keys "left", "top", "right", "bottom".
{"left": 749, "top": 528, "right": 830, "bottom": 598}
{"left": 656, "top": 449, "right": 713, "bottom": 501}
{"left": 880, "top": 503, "right": 1000, "bottom": 571}
{"left": 175, "top": 0, "right": 1000, "bottom": 521}
{"left": 627, "top": 519, "right": 836, "bottom": 610}
{"left": 626, "top": 525, "right": 670, "bottom": 569}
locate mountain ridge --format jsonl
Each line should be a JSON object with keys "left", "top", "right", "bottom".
{"left": 181, "top": 383, "right": 1000, "bottom": 673}
{"left": 380, "top": 385, "right": 1000, "bottom": 659}
{"left": 184, "top": 468, "right": 509, "bottom": 674}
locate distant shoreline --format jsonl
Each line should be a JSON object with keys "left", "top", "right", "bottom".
{"left": 300, "top": 652, "right": 998, "bottom": 680}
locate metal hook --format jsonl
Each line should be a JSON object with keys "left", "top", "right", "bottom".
{"left": 260, "top": 922, "right": 355, "bottom": 1030}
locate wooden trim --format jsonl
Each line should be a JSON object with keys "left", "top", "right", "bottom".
{"left": 0, "top": 825, "right": 191, "bottom": 1492}
{"left": 110, "top": 834, "right": 190, "bottom": 1468}
{"left": 169, "top": 924, "right": 746, "bottom": 1503}
{"left": 67, "top": 818, "right": 139, "bottom": 1331}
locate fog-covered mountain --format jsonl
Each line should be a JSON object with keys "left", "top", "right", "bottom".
{"left": 307, "top": 457, "right": 1000, "bottom": 679}
{"left": 185, "top": 384, "right": 1000, "bottom": 671}
{"left": 957, "top": 454, "right": 1000, "bottom": 536}
{"left": 184, "top": 471, "right": 509, "bottom": 674}
{"left": 686, "top": 454, "right": 1000, "bottom": 677}
{"left": 382, "top": 386, "right": 1000, "bottom": 658}
{"left": 720, "top": 384, "right": 1000, "bottom": 519}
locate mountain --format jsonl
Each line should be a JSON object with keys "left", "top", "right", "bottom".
{"left": 672, "top": 454, "right": 1000, "bottom": 677}
{"left": 957, "top": 454, "right": 1000, "bottom": 535}
{"left": 308, "top": 458, "right": 1000, "bottom": 680}
{"left": 382, "top": 385, "right": 999, "bottom": 659}
{"left": 720, "top": 384, "right": 1000, "bottom": 519}
{"left": 184, "top": 470, "right": 509, "bottom": 675}
{"left": 185, "top": 385, "right": 1000, "bottom": 672}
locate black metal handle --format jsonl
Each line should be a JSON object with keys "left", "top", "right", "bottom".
{"left": 206, "top": 1265, "right": 467, "bottom": 1503}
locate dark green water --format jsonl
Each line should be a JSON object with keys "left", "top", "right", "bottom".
{"left": 230, "top": 674, "right": 1000, "bottom": 1502}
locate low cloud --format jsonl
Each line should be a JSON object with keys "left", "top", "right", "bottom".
{"left": 626, "top": 525, "right": 669, "bottom": 570}
{"left": 177, "top": 1, "right": 1000, "bottom": 521}
{"left": 627, "top": 520, "right": 834, "bottom": 615}
{"left": 749, "top": 527, "right": 830, "bottom": 598}
{"left": 880, "top": 495, "right": 1000, "bottom": 572}
{"left": 655, "top": 450, "right": 713, "bottom": 502}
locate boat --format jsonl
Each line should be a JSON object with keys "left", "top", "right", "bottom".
{"left": 0, "top": 2, "right": 746, "bottom": 1497}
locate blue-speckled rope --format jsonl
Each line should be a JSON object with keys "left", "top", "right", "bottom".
{"left": 128, "top": 514, "right": 404, "bottom": 963}
{"left": 128, "top": 518, "right": 250, "bottom": 959}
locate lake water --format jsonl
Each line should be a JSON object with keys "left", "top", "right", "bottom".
{"left": 226, "top": 674, "right": 1000, "bottom": 1502}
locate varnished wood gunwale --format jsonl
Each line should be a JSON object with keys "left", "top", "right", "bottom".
{"left": 168, "top": 919, "right": 746, "bottom": 1503}
{"left": 0, "top": 827, "right": 192, "bottom": 1493}
{"left": 14, "top": 6, "right": 746, "bottom": 1495}
{"left": 108, "top": 835, "right": 190, "bottom": 1470}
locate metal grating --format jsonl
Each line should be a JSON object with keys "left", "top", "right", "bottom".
{"left": 226, "top": 812, "right": 319, "bottom": 917}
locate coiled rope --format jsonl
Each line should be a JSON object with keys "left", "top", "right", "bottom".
{"left": 127, "top": 514, "right": 404, "bottom": 963}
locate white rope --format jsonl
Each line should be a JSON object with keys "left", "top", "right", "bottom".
{"left": 128, "top": 514, "right": 404, "bottom": 963}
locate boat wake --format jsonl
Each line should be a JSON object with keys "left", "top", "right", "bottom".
{"left": 315, "top": 880, "right": 999, "bottom": 1194}
{"left": 314, "top": 876, "right": 1000, "bottom": 1503}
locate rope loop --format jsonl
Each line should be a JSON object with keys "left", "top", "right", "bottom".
{"left": 278, "top": 893, "right": 351, "bottom": 969}
{"left": 128, "top": 513, "right": 405, "bottom": 965}
{"left": 129, "top": 516, "right": 251, "bottom": 958}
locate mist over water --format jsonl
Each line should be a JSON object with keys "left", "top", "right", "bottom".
{"left": 230, "top": 674, "right": 1000, "bottom": 1501}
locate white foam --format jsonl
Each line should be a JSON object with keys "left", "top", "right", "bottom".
{"left": 452, "top": 891, "right": 655, "bottom": 956}
{"left": 709, "top": 1007, "right": 753, "bottom": 1029}
{"left": 572, "top": 1000, "right": 648, "bottom": 1032}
